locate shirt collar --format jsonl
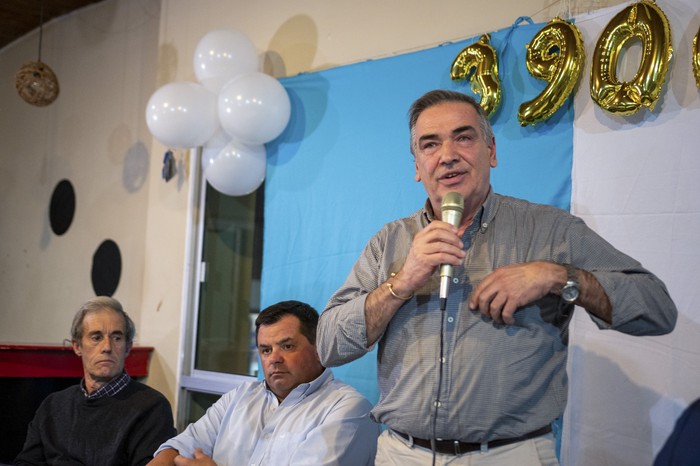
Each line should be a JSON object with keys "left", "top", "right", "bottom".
{"left": 81, "top": 371, "right": 131, "bottom": 400}
{"left": 264, "top": 368, "right": 333, "bottom": 404}
{"left": 422, "top": 187, "right": 496, "bottom": 232}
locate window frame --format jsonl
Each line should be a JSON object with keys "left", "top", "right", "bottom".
{"left": 175, "top": 148, "right": 259, "bottom": 429}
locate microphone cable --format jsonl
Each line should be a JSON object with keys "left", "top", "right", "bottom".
{"left": 431, "top": 303, "right": 448, "bottom": 466}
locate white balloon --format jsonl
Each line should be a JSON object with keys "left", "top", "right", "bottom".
{"left": 218, "top": 72, "right": 291, "bottom": 145}
{"left": 201, "top": 127, "right": 230, "bottom": 174}
{"left": 145, "top": 82, "right": 218, "bottom": 148}
{"left": 205, "top": 139, "right": 266, "bottom": 196}
{"left": 193, "top": 29, "right": 259, "bottom": 93}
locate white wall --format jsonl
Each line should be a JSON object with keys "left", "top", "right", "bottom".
{"left": 0, "top": 0, "right": 629, "bottom": 411}
{"left": 0, "top": 2, "right": 160, "bottom": 350}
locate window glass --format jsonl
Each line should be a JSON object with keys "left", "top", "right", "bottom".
{"left": 194, "top": 183, "right": 264, "bottom": 376}
{"left": 183, "top": 390, "right": 221, "bottom": 427}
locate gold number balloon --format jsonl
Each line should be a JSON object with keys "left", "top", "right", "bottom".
{"left": 450, "top": 34, "right": 502, "bottom": 117}
{"left": 590, "top": 0, "right": 673, "bottom": 115}
{"left": 518, "top": 18, "right": 585, "bottom": 126}
{"left": 693, "top": 24, "right": 700, "bottom": 88}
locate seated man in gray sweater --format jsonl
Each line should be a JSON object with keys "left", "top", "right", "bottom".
{"left": 14, "top": 296, "right": 176, "bottom": 466}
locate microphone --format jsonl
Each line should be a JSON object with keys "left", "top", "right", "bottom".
{"left": 439, "top": 192, "right": 464, "bottom": 310}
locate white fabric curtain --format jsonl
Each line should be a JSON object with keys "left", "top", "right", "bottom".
{"left": 564, "top": 1, "right": 700, "bottom": 464}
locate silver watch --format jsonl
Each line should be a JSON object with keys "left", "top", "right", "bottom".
{"left": 561, "top": 264, "right": 580, "bottom": 303}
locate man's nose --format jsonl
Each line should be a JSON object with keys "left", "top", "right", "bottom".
{"left": 100, "top": 337, "right": 112, "bottom": 352}
{"left": 438, "top": 140, "right": 459, "bottom": 163}
{"left": 268, "top": 348, "right": 283, "bottom": 363}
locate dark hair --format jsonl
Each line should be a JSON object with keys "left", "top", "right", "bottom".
{"left": 408, "top": 89, "right": 495, "bottom": 154}
{"left": 70, "top": 296, "right": 136, "bottom": 345}
{"left": 255, "top": 300, "right": 319, "bottom": 345}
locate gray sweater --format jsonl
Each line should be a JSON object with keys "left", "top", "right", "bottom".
{"left": 15, "top": 379, "right": 176, "bottom": 466}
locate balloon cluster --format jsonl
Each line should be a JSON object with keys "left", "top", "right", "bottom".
{"left": 451, "top": 1, "right": 681, "bottom": 123}
{"left": 145, "top": 29, "right": 291, "bottom": 196}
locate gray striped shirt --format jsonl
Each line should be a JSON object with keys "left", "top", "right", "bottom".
{"left": 317, "top": 191, "right": 676, "bottom": 442}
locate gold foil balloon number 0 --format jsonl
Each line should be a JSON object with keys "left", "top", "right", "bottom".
{"left": 450, "top": 34, "right": 502, "bottom": 117}
{"left": 590, "top": 0, "right": 673, "bottom": 115}
{"left": 519, "top": 18, "right": 585, "bottom": 126}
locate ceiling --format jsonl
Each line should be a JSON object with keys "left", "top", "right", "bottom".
{"left": 0, "top": 0, "right": 107, "bottom": 51}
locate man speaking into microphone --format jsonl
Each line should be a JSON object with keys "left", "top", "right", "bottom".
{"left": 316, "top": 90, "right": 677, "bottom": 465}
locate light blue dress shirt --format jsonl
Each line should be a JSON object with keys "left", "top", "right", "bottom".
{"left": 156, "top": 369, "right": 378, "bottom": 465}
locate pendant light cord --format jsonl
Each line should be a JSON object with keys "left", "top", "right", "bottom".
{"left": 37, "top": 0, "right": 45, "bottom": 62}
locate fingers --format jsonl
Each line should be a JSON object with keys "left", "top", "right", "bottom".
{"left": 401, "top": 221, "right": 466, "bottom": 291}
{"left": 425, "top": 220, "right": 464, "bottom": 247}
{"left": 173, "top": 449, "right": 209, "bottom": 466}
{"left": 469, "top": 263, "right": 549, "bottom": 324}
{"left": 469, "top": 282, "right": 516, "bottom": 325}
{"left": 412, "top": 221, "right": 465, "bottom": 264}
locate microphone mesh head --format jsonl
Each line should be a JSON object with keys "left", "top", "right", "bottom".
{"left": 441, "top": 191, "right": 464, "bottom": 214}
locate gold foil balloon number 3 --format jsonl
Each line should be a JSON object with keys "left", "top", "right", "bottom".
{"left": 519, "top": 18, "right": 585, "bottom": 126}
{"left": 450, "top": 34, "right": 502, "bottom": 118}
{"left": 590, "top": 0, "right": 673, "bottom": 115}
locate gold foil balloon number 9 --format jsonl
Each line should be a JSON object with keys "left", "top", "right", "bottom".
{"left": 590, "top": 0, "right": 673, "bottom": 115}
{"left": 518, "top": 18, "right": 584, "bottom": 126}
{"left": 450, "top": 34, "right": 502, "bottom": 117}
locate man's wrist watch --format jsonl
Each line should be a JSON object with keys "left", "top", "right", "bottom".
{"left": 561, "top": 264, "right": 580, "bottom": 303}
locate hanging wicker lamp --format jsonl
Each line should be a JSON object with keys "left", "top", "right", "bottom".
{"left": 16, "top": 61, "right": 60, "bottom": 106}
{"left": 15, "top": 1, "right": 60, "bottom": 107}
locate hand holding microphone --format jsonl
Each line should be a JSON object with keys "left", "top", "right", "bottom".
{"left": 439, "top": 192, "right": 464, "bottom": 310}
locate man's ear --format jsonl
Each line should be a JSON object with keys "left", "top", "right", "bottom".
{"left": 414, "top": 160, "right": 421, "bottom": 182}
{"left": 72, "top": 340, "right": 81, "bottom": 357}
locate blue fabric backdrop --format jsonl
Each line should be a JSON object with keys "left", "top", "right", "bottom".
{"left": 262, "top": 19, "right": 574, "bottom": 403}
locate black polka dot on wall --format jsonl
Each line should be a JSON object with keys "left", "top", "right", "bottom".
{"left": 49, "top": 179, "right": 75, "bottom": 235}
{"left": 91, "top": 239, "right": 122, "bottom": 297}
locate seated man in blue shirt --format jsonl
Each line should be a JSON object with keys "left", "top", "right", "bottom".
{"left": 148, "top": 300, "right": 379, "bottom": 466}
